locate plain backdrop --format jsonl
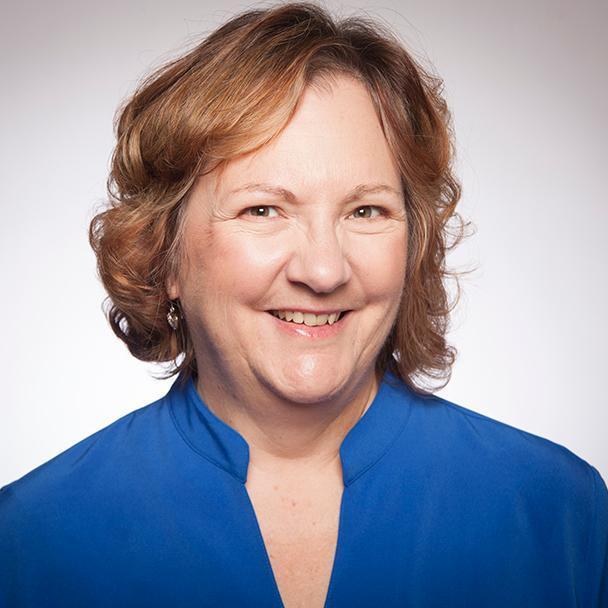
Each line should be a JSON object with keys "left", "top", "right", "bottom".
{"left": 1, "top": 0, "right": 606, "bottom": 487}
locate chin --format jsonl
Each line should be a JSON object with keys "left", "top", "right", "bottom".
{"left": 260, "top": 364, "right": 350, "bottom": 405}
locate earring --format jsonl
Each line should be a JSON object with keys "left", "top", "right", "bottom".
{"left": 167, "top": 301, "right": 180, "bottom": 331}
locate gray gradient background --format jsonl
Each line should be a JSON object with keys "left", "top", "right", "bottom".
{"left": 1, "top": 0, "right": 606, "bottom": 486}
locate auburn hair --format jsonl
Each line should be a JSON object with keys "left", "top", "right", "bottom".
{"left": 89, "top": 1, "right": 465, "bottom": 393}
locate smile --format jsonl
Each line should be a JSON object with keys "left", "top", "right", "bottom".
{"left": 269, "top": 310, "right": 348, "bottom": 326}
{"left": 266, "top": 310, "right": 352, "bottom": 338}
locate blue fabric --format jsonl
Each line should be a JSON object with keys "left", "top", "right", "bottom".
{"left": 1, "top": 371, "right": 606, "bottom": 607}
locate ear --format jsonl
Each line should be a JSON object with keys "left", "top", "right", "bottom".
{"left": 165, "top": 275, "right": 180, "bottom": 301}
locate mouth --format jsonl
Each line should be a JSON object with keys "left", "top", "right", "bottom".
{"left": 266, "top": 310, "right": 351, "bottom": 326}
{"left": 265, "top": 309, "right": 353, "bottom": 338}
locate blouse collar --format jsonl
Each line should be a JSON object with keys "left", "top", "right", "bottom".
{"left": 167, "top": 370, "right": 413, "bottom": 487}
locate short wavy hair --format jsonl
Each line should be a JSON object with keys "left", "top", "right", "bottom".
{"left": 89, "top": 1, "right": 465, "bottom": 393}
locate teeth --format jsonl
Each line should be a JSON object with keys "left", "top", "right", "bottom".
{"left": 304, "top": 313, "right": 328, "bottom": 326}
{"left": 272, "top": 310, "right": 343, "bottom": 326}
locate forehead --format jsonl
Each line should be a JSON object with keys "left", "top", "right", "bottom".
{"left": 208, "top": 74, "right": 401, "bottom": 200}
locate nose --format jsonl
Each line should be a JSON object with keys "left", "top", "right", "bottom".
{"left": 284, "top": 219, "right": 352, "bottom": 294}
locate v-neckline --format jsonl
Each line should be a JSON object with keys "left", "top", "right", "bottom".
{"left": 242, "top": 469, "right": 346, "bottom": 608}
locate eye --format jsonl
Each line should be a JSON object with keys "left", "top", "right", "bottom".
{"left": 243, "top": 205, "right": 280, "bottom": 218}
{"left": 349, "top": 205, "right": 384, "bottom": 219}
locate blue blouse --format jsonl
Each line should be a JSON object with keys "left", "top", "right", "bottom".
{"left": 1, "top": 371, "right": 606, "bottom": 607}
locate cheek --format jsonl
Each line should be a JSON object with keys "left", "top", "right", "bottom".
{"left": 353, "top": 231, "right": 407, "bottom": 300}
{"left": 186, "top": 226, "right": 287, "bottom": 304}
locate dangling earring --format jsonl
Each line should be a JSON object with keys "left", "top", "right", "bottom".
{"left": 167, "top": 300, "right": 180, "bottom": 331}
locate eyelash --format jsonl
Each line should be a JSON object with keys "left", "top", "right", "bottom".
{"left": 243, "top": 205, "right": 386, "bottom": 219}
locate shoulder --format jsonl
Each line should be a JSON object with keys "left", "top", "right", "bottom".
{"left": 409, "top": 389, "right": 608, "bottom": 603}
{"left": 427, "top": 390, "right": 592, "bottom": 474}
{"left": 389, "top": 377, "right": 605, "bottom": 511}
{"left": 0, "top": 392, "right": 170, "bottom": 516}
{"left": 383, "top": 380, "right": 608, "bottom": 603}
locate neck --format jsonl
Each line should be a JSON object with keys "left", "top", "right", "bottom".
{"left": 194, "top": 366, "right": 380, "bottom": 475}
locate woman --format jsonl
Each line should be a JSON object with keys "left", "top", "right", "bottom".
{"left": 1, "top": 3, "right": 606, "bottom": 607}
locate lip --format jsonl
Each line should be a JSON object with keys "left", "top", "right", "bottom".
{"left": 268, "top": 308, "right": 347, "bottom": 316}
{"left": 266, "top": 310, "right": 352, "bottom": 338}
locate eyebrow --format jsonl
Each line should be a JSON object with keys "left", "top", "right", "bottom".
{"left": 228, "top": 182, "right": 402, "bottom": 204}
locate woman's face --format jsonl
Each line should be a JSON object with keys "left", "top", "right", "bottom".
{"left": 168, "top": 75, "right": 407, "bottom": 404}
